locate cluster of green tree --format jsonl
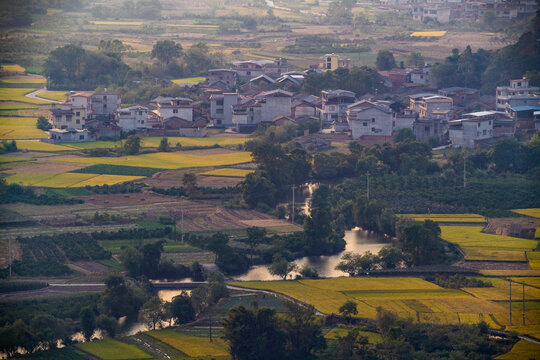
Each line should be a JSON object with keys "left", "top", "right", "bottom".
{"left": 84, "top": 181, "right": 144, "bottom": 194}
{"left": 283, "top": 36, "right": 370, "bottom": 54}
{"left": 91, "top": 0, "right": 161, "bottom": 19}
{"left": 36, "top": 116, "right": 51, "bottom": 131}
{"left": 120, "top": 239, "right": 193, "bottom": 280}
{"left": 432, "top": 13, "right": 540, "bottom": 93}
{"left": 44, "top": 44, "right": 130, "bottom": 90}
{"left": 151, "top": 185, "right": 240, "bottom": 197}
{"left": 0, "top": 0, "right": 82, "bottom": 27}
{"left": 222, "top": 301, "right": 325, "bottom": 360}
{"left": 301, "top": 67, "right": 382, "bottom": 96}
{"left": 246, "top": 119, "right": 321, "bottom": 147}
{"left": 0, "top": 179, "right": 81, "bottom": 205}
{"left": 0, "top": 140, "right": 17, "bottom": 154}
{"left": 0, "top": 281, "right": 48, "bottom": 294}
{"left": 430, "top": 274, "right": 493, "bottom": 289}
{"left": 326, "top": 0, "right": 357, "bottom": 25}
{"left": 335, "top": 247, "right": 403, "bottom": 276}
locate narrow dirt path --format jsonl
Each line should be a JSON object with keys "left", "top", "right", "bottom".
{"left": 25, "top": 88, "right": 60, "bottom": 103}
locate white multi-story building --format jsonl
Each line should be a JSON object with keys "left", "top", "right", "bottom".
{"left": 347, "top": 100, "right": 393, "bottom": 139}
{"left": 449, "top": 112, "right": 496, "bottom": 148}
{"left": 210, "top": 93, "right": 240, "bottom": 127}
{"left": 117, "top": 105, "right": 150, "bottom": 131}
{"left": 319, "top": 90, "right": 356, "bottom": 122}
{"left": 496, "top": 78, "right": 539, "bottom": 111}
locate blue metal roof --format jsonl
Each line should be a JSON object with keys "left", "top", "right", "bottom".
{"left": 511, "top": 105, "right": 540, "bottom": 112}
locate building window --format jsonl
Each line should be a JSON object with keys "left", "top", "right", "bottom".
{"left": 371, "top": 127, "right": 375, "bottom": 132}
{"left": 139, "top": 111, "right": 143, "bottom": 115}
{"left": 104, "top": 104, "right": 107, "bottom": 109}
{"left": 56, "top": 116, "right": 61, "bottom": 122}
{"left": 173, "top": 109, "right": 178, "bottom": 114}
{"left": 363, "top": 122, "right": 368, "bottom": 126}
{"left": 371, "top": 118, "right": 375, "bottom": 123}
{"left": 217, "top": 119, "right": 222, "bottom": 125}
{"left": 247, "top": 71, "right": 251, "bottom": 75}
{"left": 216, "top": 109, "right": 224, "bottom": 114}
{"left": 103, "top": 95, "right": 107, "bottom": 101}
{"left": 66, "top": 116, "right": 72, "bottom": 122}
{"left": 217, "top": 100, "right": 224, "bottom": 106}
{"left": 489, "top": 120, "right": 491, "bottom": 125}
{"left": 483, "top": 129, "right": 486, "bottom": 135}
{"left": 76, "top": 119, "right": 80, "bottom": 124}
{"left": 141, "top": 120, "right": 144, "bottom": 124}
{"left": 392, "top": 121, "right": 395, "bottom": 127}
{"left": 425, "top": 126, "right": 430, "bottom": 132}
{"left": 477, "top": 123, "right": 480, "bottom": 127}
{"left": 79, "top": 135, "right": 85, "bottom": 140}
{"left": 76, "top": 112, "right": 80, "bottom": 116}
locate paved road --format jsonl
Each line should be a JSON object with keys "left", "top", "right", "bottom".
{"left": 25, "top": 87, "right": 60, "bottom": 103}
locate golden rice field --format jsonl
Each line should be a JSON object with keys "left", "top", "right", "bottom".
{"left": 4, "top": 172, "right": 144, "bottom": 187}
{"left": 0, "top": 64, "right": 25, "bottom": 72}
{"left": 0, "top": 155, "right": 32, "bottom": 163}
{"left": 527, "top": 252, "right": 540, "bottom": 269}
{"left": 230, "top": 277, "right": 505, "bottom": 326}
{"left": 400, "top": 213, "right": 486, "bottom": 223}
{"left": 171, "top": 77, "right": 206, "bottom": 84}
{"left": 325, "top": 327, "right": 382, "bottom": 344}
{"left": 48, "top": 151, "right": 253, "bottom": 169}
{"left": 0, "top": 88, "right": 50, "bottom": 104}
{"left": 0, "top": 117, "right": 47, "bottom": 140}
{"left": 15, "top": 141, "right": 74, "bottom": 151}
{"left": 91, "top": 21, "right": 143, "bottom": 26}
{"left": 481, "top": 269, "right": 540, "bottom": 277}
{"left": 497, "top": 339, "right": 540, "bottom": 360}
{"left": 505, "top": 325, "right": 540, "bottom": 341}
{"left": 146, "top": 330, "right": 229, "bottom": 357}
{"left": 440, "top": 226, "right": 538, "bottom": 261}
{"left": 200, "top": 168, "right": 254, "bottom": 177}
{"left": 76, "top": 339, "right": 152, "bottom": 360}
{"left": 0, "top": 102, "right": 38, "bottom": 110}
{"left": 410, "top": 31, "right": 447, "bottom": 37}
{"left": 166, "top": 24, "right": 219, "bottom": 28}
{"left": 142, "top": 136, "right": 247, "bottom": 148}
{"left": 512, "top": 208, "right": 540, "bottom": 219}
{"left": 462, "top": 277, "right": 540, "bottom": 301}
{"left": 0, "top": 75, "right": 46, "bottom": 84}
{"left": 36, "top": 90, "right": 69, "bottom": 102}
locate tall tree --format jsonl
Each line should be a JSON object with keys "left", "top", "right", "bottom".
{"left": 282, "top": 302, "right": 326, "bottom": 358}
{"left": 138, "top": 296, "right": 164, "bottom": 330}
{"left": 245, "top": 227, "right": 267, "bottom": 261}
{"left": 124, "top": 134, "right": 141, "bottom": 155}
{"left": 376, "top": 50, "right": 396, "bottom": 70}
{"left": 79, "top": 307, "right": 96, "bottom": 341}
{"left": 169, "top": 291, "right": 195, "bottom": 325}
{"left": 151, "top": 40, "right": 182, "bottom": 67}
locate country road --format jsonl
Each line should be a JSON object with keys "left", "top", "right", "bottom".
{"left": 25, "top": 87, "right": 59, "bottom": 103}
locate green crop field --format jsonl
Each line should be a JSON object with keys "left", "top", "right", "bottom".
{"left": 72, "top": 164, "right": 164, "bottom": 176}
{"left": 0, "top": 88, "right": 50, "bottom": 104}
{"left": 4, "top": 172, "right": 144, "bottom": 187}
{"left": 0, "top": 102, "right": 38, "bottom": 110}
{"left": 512, "top": 208, "right": 540, "bottom": 219}
{"left": 66, "top": 141, "right": 123, "bottom": 149}
{"left": 146, "top": 329, "right": 229, "bottom": 357}
{"left": 496, "top": 339, "right": 540, "bottom": 360}
{"left": 0, "top": 117, "right": 47, "bottom": 139}
{"left": 37, "top": 90, "right": 70, "bottom": 102}
{"left": 0, "top": 75, "right": 46, "bottom": 84}
{"left": 1, "top": 64, "right": 25, "bottom": 72}
{"left": 230, "top": 277, "right": 505, "bottom": 325}
{"left": 100, "top": 239, "right": 199, "bottom": 255}
{"left": 171, "top": 76, "right": 206, "bottom": 84}
{"left": 462, "top": 277, "right": 540, "bottom": 301}
{"left": 200, "top": 168, "right": 254, "bottom": 177}
{"left": 15, "top": 140, "right": 74, "bottom": 151}
{"left": 76, "top": 339, "right": 152, "bottom": 359}
{"left": 0, "top": 155, "right": 32, "bottom": 163}
{"left": 400, "top": 214, "right": 486, "bottom": 223}
{"left": 49, "top": 151, "right": 252, "bottom": 169}
{"left": 141, "top": 136, "right": 247, "bottom": 148}
{"left": 440, "top": 226, "right": 538, "bottom": 261}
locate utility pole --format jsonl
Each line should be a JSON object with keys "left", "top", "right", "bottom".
{"left": 366, "top": 171, "right": 370, "bottom": 201}
{"left": 8, "top": 238, "right": 12, "bottom": 277}
{"left": 463, "top": 152, "right": 467, "bottom": 188}
{"left": 509, "top": 279, "right": 512, "bottom": 326}
{"left": 291, "top": 184, "right": 296, "bottom": 224}
{"left": 181, "top": 203, "right": 184, "bottom": 243}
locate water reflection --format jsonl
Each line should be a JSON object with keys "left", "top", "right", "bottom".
{"left": 234, "top": 228, "right": 390, "bottom": 281}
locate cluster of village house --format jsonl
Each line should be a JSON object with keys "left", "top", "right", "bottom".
{"left": 46, "top": 53, "right": 540, "bottom": 149}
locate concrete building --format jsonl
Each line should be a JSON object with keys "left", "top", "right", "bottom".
{"left": 449, "top": 111, "right": 500, "bottom": 148}
{"left": 231, "top": 90, "right": 293, "bottom": 131}
{"left": 413, "top": 118, "right": 445, "bottom": 142}
{"left": 209, "top": 93, "right": 240, "bottom": 127}
{"left": 47, "top": 128, "right": 93, "bottom": 143}
{"left": 319, "top": 54, "right": 351, "bottom": 72}
{"left": 496, "top": 78, "right": 540, "bottom": 111}
{"left": 438, "top": 87, "right": 480, "bottom": 107}
{"left": 207, "top": 69, "right": 237, "bottom": 88}
{"left": 347, "top": 100, "right": 393, "bottom": 139}
{"left": 261, "top": 89, "right": 293, "bottom": 122}
{"left": 48, "top": 104, "right": 78, "bottom": 130}
{"left": 319, "top": 90, "right": 356, "bottom": 122}
{"left": 292, "top": 95, "right": 320, "bottom": 119}
{"left": 91, "top": 92, "right": 121, "bottom": 116}
{"left": 117, "top": 105, "right": 150, "bottom": 131}
{"left": 155, "top": 97, "right": 193, "bottom": 122}
{"left": 418, "top": 95, "right": 453, "bottom": 119}
{"left": 231, "top": 58, "right": 289, "bottom": 81}
{"left": 508, "top": 105, "right": 540, "bottom": 131}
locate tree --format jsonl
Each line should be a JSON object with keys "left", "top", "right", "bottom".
{"left": 339, "top": 300, "right": 358, "bottom": 318}
{"left": 158, "top": 137, "right": 169, "bottom": 152}
{"left": 488, "top": 137, "right": 527, "bottom": 173}
{"left": 80, "top": 306, "right": 96, "bottom": 341}
{"left": 36, "top": 116, "right": 51, "bottom": 131}
{"left": 100, "top": 275, "right": 148, "bottom": 319}
{"left": 182, "top": 172, "right": 197, "bottom": 194}
{"left": 151, "top": 40, "right": 182, "bottom": 67}
{"left": 138, "top": 296, "right": 164, "bottom": 330}
{"left": 406, "top": 52, "right": 425, "bottom": 67}
{"left": 268, "top": 255, "right": 297, "bottom": 280}
{"left": 377, "top": 247, "right": 404, "bottom": 269}
{"left": 335, "top": 251, "right": 377, "bottom": 276}
{"left": 401, "top": 220, "right": 441, "bottom": 266}
{"left": 394, "top": 128, "right": 415, "bottom": 143}
{"left": 376, "top": 50, "right": 396, "bottom": 70}
{"left": 207, "top": 232, "right": 229, "bottom": 261}
{"left": 241, "top": 171, "right": 276, "bottom": 208}
{"left": 124, "top": 134, "right": 141, "bottom": 155}
{"left": 221, "top": 304, "right": 287, "bottom": 360}
{"left": 246, "top": 227, "right": 266, "bottom": 261}
{"left": 376, "top": 307, "right": 397, "bottom": 337}
{"left": 97, "top": 315, "right": 117, "bottom": 338}
{"left": 169, "top": 291, "right": 195, "bottom": 324}
{"left": 299, "top": 264, "right": 319, "bottom": 279}
{"left": 282, "top": 302, "right": 326, "bottom": 358}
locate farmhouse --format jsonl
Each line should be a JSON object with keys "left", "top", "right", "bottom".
{"left": 347, "top": 100, "right": 393, "bottom": 139}
{"left": 117, "top": 105, "right": 150, "bottom": 131}
{"left": 207, "top": 69, "right": 237, "bottom": 88}
{"left": 47, "top": 128, "right": 93, "bottom": 143}
{"left": 496, "top": 78, "right": 539, "bottom": 111}
{"left": 319, "top": 89, "right": 356, "bottom": 122}
{"left": 318, "top": 53, "right": 351, "bottom": 72}
{"left": 210, "top": 92, "right": 240, "bottom": 127}
{"left": 231, "top": 58, "right": 289, "bottom": 81}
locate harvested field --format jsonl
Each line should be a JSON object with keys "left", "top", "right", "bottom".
{"left": 200, "top": 168, "right": 254, "bottom": 177}
{"left": 171, "top": 76, "right": 206, "bottom": 84}
{"left": 410, "top": 31, "right": 447, "bottom": 37}
{"left": 2, "top": 161, "right": 85, "bottom": 174}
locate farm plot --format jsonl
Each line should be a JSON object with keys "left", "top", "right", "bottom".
{"left": 0, "top": 75, "right": 46, "bottom": 85}
{"left": 146, "top": 330, "right": 229, "bottom": 357}
{"left": 462, "top": 277, "right": 540, "bottom": 301}
{"left": 91, "top": 21, "right": 144, "bottom": 26}
{"left": 325, "top": 327, "right": 382, "bottom": 344}
{"left": 410, "top": 31, "right": 447, "bottom": 37}
{"left": 440, "top": 226, "right": 538, "bottom": 261}
{"left": 231, "top": 277, "right": 507, "bottom": 326}
{"left": 49, "top": 150, "right": 252, "bottom": 169}
{"left": 4, "top": 172, "right": 144, "bottom": 187}
{"left": 400, "top": 213, "right": 486, "bottom": 223}
{"left": 1, "top": 64, "right": 25, "bottom": 72}
{"left": 141, "top": 136, "right": 247, "bottom": 148}
{"left": 36, "top": 90, "right": 69, "bottom": 102}
{"left": 0, "top": 155, "right": 32, "bottom": 163}
{"left": 15, "top": 141, "right": 74, "bottom": 152}
{"left": 497, "top": 339, "right": 540, "bottom": 360}
{"left": 0, "top": 88, "right": 50, "bottom": 104}
{"left": 0, "top": 117, "right": 46, "bottom": 139}
{"left": 512, "top": 208, "right": 540, "bottom": 218}
{"left": 100, "top": 239, "right": 199, "bottom": 255}
{"left": 76, "top": 339, "right": 152, "bottom": 360}
{"left": 200, "top": 168, "right": 254, "bottom": 177}
{"left": 171, "top": 76, "right": 206, "bottom": 84}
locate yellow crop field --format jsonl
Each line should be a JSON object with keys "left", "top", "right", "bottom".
{"left": 0, "top": 155, "right": 32, "bottom": 163}
{"left": 497, "top": 339, "right": 540, "bottom": 360}
{"left": 76, "top": 339, "right": 152, "bottom": 359}
{"left": 512, "top": 208, "right": 540, "bottom": 218}
{"left": 36, "top": 90, "right": 68, "bottom": 102}
{"left": 4, "top": 172, "right": 143, "bottom": 187}
{"left": 505, "top": 325, "right": 540, "bottom": 340}
{"left": 167, "top": 24, "right": 219, "bottom": 28}
{"left": 49, "top": 151, "right": 253, "bottom": 169}
{"left": 527, "top": 252, "right": 540, "bottom": 269}
{"left": 1, "top": 64, "right": 25, "bottom": 72}
{"left": 0, "top": 117, "right": 47, "bottom": 140}
{"left": 440, "top": 226, "right": 538, "bottom": 261}
{"left": 91, "top": 21, "right": 143, "bottom": 26}
{"left": 410, "top": 31, "right": 447, "bottom": 37}
{"left": 0, "top": 102, "right": 38, "bottom": 110}
{"left": 146, "top": 330, "right": 228, "bottom": 357}
{"left": 171, "top": 76, "right": 206, "bottom": 84}
{"left": 0, "top": 76, "right": 46, "bottom": 84}
{"left": 400, "top": 214, "right": 486, "bottom": 223}
{"left": 15, "top": 141, "right": 74, "bottom": 151}
{"left": 480, "top": 269, "right": 540, "bottom": 276}
{"left": 200, "top": 168, "right": 254, "bottom": 177}
{"left": 141, "top": 136, "right": 247, "bottom": 148}
{"left": 0, "top": 88, "right": 50, "bottom": 104}
{"left": 301, "top": 277, "right": 442, "bottom": 291}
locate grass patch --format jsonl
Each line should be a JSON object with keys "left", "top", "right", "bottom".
{"left": 72, "top": 164, "right": 164, "bottom": 176}
{"left": 15, "top": 141, "right": 75, "bottom": 151}
{"left": 199, "top": 168, "right": 254, "bottom": 178}
{"left": 141, "top": 136, "right": 247, "bottom": 148}
{"left": 66, "top": 141, "right": 123, "bottom": 149}
{"left": 325, "top": 327, "right": 382, "bottom": 344}
{"left": 46, "top": 187, "right": 93, "bottom": 197}
{"left": 76, "top": 339, "right": 152, "bottom": 359}
{"left": 20, "top": 347, "right": 87, "bottom": 359}
{"left": 0, "top": 88, "right": 50, "bottom": 104}
{"left": 36, "top": 90, "right": 69, "bottom": 102}
{"left": 512, "top": 208, "right": 540, "bottom": 219}
{"left": 400, "top": 213, "right": 486, "bottom": 223}
{"left": 496, "top": 339, "right": 540, "bottom": 360}
{"left": 0, "top": 117, "right": 46, "bottom": 139}
{"left": 146, "top": 329, "right": 229, "bottom": 357}
{"left": 91, "top": 21, "right": 143, "bottom": 25}
{"left": 0, "top": 155, "right": 32, "bottom": 163}
{"left": 0, "top": 75, "right": 46, "bottom": 84}
{"left": 0, "top": 101, "right": 38, "bottom": 110}
{"left": 97, "top": 258, "right": 124, "bottom": 271}
{"left": 171, "top": 77, "right": 206, "bottom": 84}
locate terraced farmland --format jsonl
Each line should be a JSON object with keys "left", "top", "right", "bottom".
{"left": 400, "top": 213, "right": 486, "bottom": 223}
{"left": 512, "top": 208, "right": 540, "bottom": 218}
{"left": 497, "top": 339, "right": 540, "bottom": 360}
{"left": 4, "top": 172, "right": 144, "bottom": 187}
{"left": 0, "top": 117, "right": 46, "bottom": 139}
{"left": 0, "top": 88, "right": 50, "bottom": 104}
{"left": 146, "top": 329, "right": 229, "bottom": 357}
{"left": 15, "top": 140, "right": 74, "bottom": 151}
{"left": 200, "top": 168, "right": 254, "bottom": 177}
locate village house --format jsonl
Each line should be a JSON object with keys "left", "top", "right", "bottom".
{"left": 409, "top": 66, "right": 431, "bottom": 85}
{"left": 117, "top": 105, "right": 150, "bottom": 131}
{"left": 155, "top": 97, "right": 194, "bottom": 122}
{"left": 231, "top": 58, "right": 289, "bottom": 81}
{"left": 413, "top": 118, "right": 446, "bottom": 142}
{"left": 318, "top": 54, "right": 351, "bottom": 72}
{"left": 438, "top": 87, "right": 480, "bottom": 107}
{"left": 496, "top": 78, "right": 539, "bottom": 111}
{"left": 47, "top": 128, "right": 93, "bottom": 144}
{"left": 207, "top": 69, "right": 237, "bottom": 88}
{"left": 393, "top": 108, "right": 417, "bottom": 132}
{"left": 48, "top": 104, "right": 78, "bottom": 130}
{"left": 291, "top": 94, "right": 320, "bottom": 119}
{"left": 448, "top": 111, "right": 511, "bottom": 148}
{"left": 408, "top": 93, "right": 438, "bottom": 113}
{"left": 508, "top": 105, "right": 540, "bottom": 131}
{"left": 209, "top": 92, "right": 240, "bottom": 127}
{"left": 231, "top": 89, "right": 293, "bottom": 132}
{"left": 347, "top": 100, "right": 393, "bottom": 139}
{"left": 417, "top": 95, "right": 453, "bottom": 119}
{"left": 319, "top": 89, "right": 356, "bottom": 122}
